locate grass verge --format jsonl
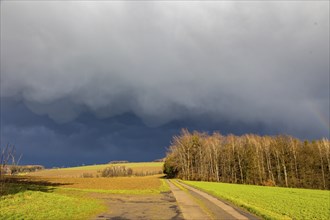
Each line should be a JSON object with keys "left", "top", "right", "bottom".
{"left": 183, "top": 181, "right": 330, "bottom": 220}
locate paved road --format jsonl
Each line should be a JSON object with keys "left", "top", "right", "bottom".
{"left": 167, "top": 180, "right": 259, "bottom": 220}
{"left": 94, "top": 192, "right": 184, "bottom": 220}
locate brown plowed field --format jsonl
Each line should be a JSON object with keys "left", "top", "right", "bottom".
{"left": 25, "top": 175, "right": 163, "bottom": 190}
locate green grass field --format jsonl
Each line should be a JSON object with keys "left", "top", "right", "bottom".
{"left": 183, "top": 180, "right": 330, "bottom": 220}
{"left": 0, "top": 183, "right": 106, "bottom": 220}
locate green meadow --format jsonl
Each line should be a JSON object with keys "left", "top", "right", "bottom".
{"left": 0, "top": 184, "right": 106, "bottom": 220}
{"left": 183, "top": 180, "right": 330, "bottom": 220}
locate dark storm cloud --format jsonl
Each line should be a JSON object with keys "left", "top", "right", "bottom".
{"left": 1, "top": 0, "right": 329, "bottom": 159}
{"left": 2, "top": 99, "right": 274, "bottom": 167}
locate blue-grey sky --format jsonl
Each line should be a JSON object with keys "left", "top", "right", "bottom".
{"left": 1, "top": 1, "right": 329, "bottom": 167}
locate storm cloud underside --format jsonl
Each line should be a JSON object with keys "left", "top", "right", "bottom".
{"left": 1, "top": 2, "right": 329, "bottom": 166}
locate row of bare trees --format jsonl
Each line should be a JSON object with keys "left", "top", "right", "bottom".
{"left": 164, "top": 129, "right": 330, "bottom": 189}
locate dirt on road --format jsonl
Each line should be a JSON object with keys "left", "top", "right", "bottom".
{"left": 93, "top": 191, "right": 183, "bottom": 220}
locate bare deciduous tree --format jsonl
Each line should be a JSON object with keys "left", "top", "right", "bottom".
{"left": 164, "top": 130, "right": 330, "bottom": 190}
{"left": 0, "top": 144, "right": 21, "bottom": 195}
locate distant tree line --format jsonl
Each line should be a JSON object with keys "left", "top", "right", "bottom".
{"left": 9, "top": 165, "right": 44, "bottom": 174}
{"left": 164, "top": 129, "right": 330, "bottom": 189}
{"left": 108, "top": 160, "right": 130, "bottom": 164}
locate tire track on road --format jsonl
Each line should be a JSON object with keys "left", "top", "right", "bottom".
{"left": 168, "top": 180, "right": 259, "bottom": 220}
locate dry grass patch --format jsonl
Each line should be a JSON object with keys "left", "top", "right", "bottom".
{"left": 28, "top": 169, "right": 95, "bottom": 178}
{"left": 28, "top": 162, "right": 163, "bottom": 178}
{"left": 21, "top": 174, "right": 167, "bottom": 193}
{"left": 19, "top": 163, "right": 168, "bottom": 195}
{"left": 132, "top": 166, "right": 163, "bottom": 176}
{"left": 49, "top": 176, "right": 162, "bottom": 190}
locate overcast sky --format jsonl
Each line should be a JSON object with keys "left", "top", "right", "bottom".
{"left": 1, "top": 1, "right": 329, "bottom": 167}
